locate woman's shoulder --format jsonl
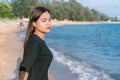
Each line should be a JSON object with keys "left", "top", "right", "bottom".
{"left": 27, "top": 34, "right": 43, "bottom": 45}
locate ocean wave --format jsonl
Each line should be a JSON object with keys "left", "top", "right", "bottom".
{"left": 50, "top": 48, "right": 115, "bottom": 80}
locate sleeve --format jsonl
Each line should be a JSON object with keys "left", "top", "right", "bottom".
{"left": 19, "top": 39, "right": 41, "bottom": 72}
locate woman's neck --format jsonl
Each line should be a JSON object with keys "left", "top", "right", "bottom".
{"left": 34, "top": 31, "right": 45, "bottom": 40}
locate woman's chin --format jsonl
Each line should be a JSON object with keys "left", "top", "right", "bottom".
{"left": 45, "top": 30, "right": 51, "bottom": 33}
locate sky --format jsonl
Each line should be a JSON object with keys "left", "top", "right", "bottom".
{"left": 76, "top": 0, "right": 120, "bottom": 17}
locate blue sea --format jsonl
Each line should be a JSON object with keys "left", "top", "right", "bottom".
{"left": 18, "top": 23, "right": 120, "bottom": 80}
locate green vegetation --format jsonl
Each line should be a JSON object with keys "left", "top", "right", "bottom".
{"left": 0, "top": 2, "right": 13, "bottom": 19}
{"left": 0, "top": 0, "right": 110, "bottom": 21}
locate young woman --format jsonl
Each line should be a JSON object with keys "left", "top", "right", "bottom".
{"left": 19, "top": 6, "right": 53, "bottom": 80}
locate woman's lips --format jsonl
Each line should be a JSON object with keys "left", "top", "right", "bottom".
{"left": 46, "top": 27, "right": 51, "bottom": 30}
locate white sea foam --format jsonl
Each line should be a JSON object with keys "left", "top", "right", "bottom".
{"left": 50, "top": 48, "right": 115, "bottom": 80}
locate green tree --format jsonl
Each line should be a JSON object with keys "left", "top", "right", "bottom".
{"left": 11, "top": 0, "right": 39, "bottom": 18}
{"left": 0, "top": 2, "right": 13, "bottom": 18}
{"left": 10, "top": 0, "right": 110, "bottom": 21}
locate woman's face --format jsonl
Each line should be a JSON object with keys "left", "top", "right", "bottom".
{"left": 33, "top": 11, "right": 52, "bottom": 34}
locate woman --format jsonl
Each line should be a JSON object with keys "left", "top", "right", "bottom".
{"left": 19, "top": 6, "right": 53, "bottom": 80}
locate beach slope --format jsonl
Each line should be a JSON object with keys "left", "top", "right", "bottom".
{"left": 0, "top": 20, "right": 56, "bottom": 80}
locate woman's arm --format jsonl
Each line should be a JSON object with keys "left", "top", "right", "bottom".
{"left": 19, "top": 38, "right": 40, "bottom": 80}
{"left": 19, "top": 71, "right": 29, "bottom": 80}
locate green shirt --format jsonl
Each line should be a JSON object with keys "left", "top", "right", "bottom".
{"left": 19, "top": 34, "right": 53, "bottom": 80}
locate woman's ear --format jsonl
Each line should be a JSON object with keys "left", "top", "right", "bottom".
{"left": 32, "top": 22, "right": 36, "bottom": 27}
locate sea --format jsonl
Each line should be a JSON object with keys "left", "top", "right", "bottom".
{"left": 18, "top": 23, "right": 120, "bottom": 80}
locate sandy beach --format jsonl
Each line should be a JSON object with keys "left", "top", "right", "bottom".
{"left": 0, "top": 20, "right": 56, "bottom": 80}
{"left": 0, "top": 19, "right": 120, "bottom": 80}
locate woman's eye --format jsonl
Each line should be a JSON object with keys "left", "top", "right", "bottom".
{"left": 49, "top": 19, "right": 51, "bottom": 22}
{"left": 42, "top": 21, "right": 46, "bottom": 22}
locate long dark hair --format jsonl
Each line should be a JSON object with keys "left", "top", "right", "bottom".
{"left": 24, "top": 6, "right": 51, "bottom": 47}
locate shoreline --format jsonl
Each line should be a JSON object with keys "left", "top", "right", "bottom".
{"left": 0, "top": 19, "right": 119, "bottom": 80}
{"left": 49, "top": 59, "right": 78, "bottom": 80}
{"left": 52, "top": 20, "right": 120, "bottom": 26}
{"left": 1, "top": 18, "right": 120, "bottom": 26}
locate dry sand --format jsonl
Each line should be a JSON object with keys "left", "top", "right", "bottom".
{"left": 1, "top": 19, "right": 119, "bottom": 80}
{"left": 0, "top": 20, "right": 56, "bottom": 80}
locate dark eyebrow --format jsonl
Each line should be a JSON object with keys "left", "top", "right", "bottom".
{"left": 42, "top": 18, "right": 47, "bottom": 20}
{"left": 41, "top": 17, "right": 52, "bottom": 20}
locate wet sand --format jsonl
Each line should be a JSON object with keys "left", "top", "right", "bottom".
{"left": 1, "top": 19, "right": 119, "bottom": 80}
{"left": 0, "top": 20, "right": 56, "bottom": 80}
